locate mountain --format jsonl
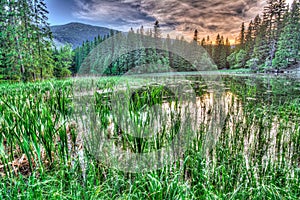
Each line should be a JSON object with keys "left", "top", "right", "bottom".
{"left": 50, "top": 22, "right": 119, "bottom": 48}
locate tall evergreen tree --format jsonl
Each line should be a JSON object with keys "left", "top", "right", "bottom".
{"left": 213, "top": 34, "right": 227, "bottom": 69}
{"left": 206, "top": 36, "right": 213, "bottom": 57}
{"left": 154, "top": 20, "right": 161, "bottom": 39}
{"left": 238, "top": 22, "right": 245, "bottom": 49}
{"left": 0, "top": 0, "right": 6, "bottom": 78}
{"left": 245, "top": 21, "right": 254, "bottom": 60}
{"left": 273, "top": 0, "right": 300, "bottom": 69}
{"left": 53, "top": 45, "right": 73, "bottom": 78}
{"left": 225, "top": 38, "right": 231, "bottom": 68}
{"left": 263, "top": 0, "right": 288, "bottom": 68}
{"left": 249, "top": 22, "right": 269, "bottom": 70}
{"left": 193, "top": 29, "right": 198, "bottom": 43}
{"left": 200, "top": 37, "right": 206, "bottom": 46}
{"left": 252, "top": 15, "right": 262, "bottom": 38}
{"left": 32, "top": 0, "right": 54, "bottom": 79}
{"left": 0, "top": 0, "right": 54, "bottom": 81}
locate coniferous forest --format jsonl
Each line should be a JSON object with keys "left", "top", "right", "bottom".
{"left": 0, "top": 0, "right": 300, "bottom": 199}
{"left": 73, "top": 0, "right": 300, "bottom": 76}
{"left": 0, "top": 0, "right": 299, "bottom": 81}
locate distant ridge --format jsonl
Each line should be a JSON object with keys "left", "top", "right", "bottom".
{"left": 50, "top": 22, "right": 119, "bottom": 48}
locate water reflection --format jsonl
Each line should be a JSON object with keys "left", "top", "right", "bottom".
{"left": 86, "top": 75, "right": 299, "bottom": 173}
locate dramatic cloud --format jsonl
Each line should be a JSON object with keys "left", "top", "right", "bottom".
{"left": 72, "top": 0, "right": 294, "bottom": 41}
{"left": 73, "top": 0, "right": 156, "bottom": 29}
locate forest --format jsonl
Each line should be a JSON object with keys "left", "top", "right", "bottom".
{"left": 0, "top": 0, "right": 299, "bottom": 81}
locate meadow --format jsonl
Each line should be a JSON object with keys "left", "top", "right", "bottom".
{"left": 0, "top": 73, "right": 299, "bottom": 199}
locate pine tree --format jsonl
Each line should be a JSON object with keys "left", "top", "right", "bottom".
{"left": 249, "top": 22, "right": 269, "bottom": 70}
{"left": 252, "top": 15, "right": 262, "bottom": 38}
{"left": 206, "top": 36, "right": 213, "bottom": 57}
{"left": 154, "top": 20, "right": 161, "bottom": 39}
{"left": 53, "top": 45, "right": 73, "bottom": 78}
{"left": 0, "top": 0, "right": 6, "bottom": 78}
{"left": 0, "top": 0, "right": 54, "bottom": 81}
{"left": 263, "top": 0, "right": 288, "bottom": 68}
{"left": 200, "top": 37, "right": 206, "bottom": 46}
{"left": 219, "top": 36, "right": 227, "bottom": 68}
{"left": 166, "top": 34, "right": 174, "bottom": 69}
{"left": 225, "top": 38, "right": 231, "bottom": 68}
{"left": 213, "top": 34, "right": 227, "bottom": 69}
{"left": 238, "top": 22, "right": 245, "bottom": 49}
{"left": 245, "top": 21, "right": 254, "bottom": 59}
{"left": 193, "top": 29, "right": 198, "bottom": 43}
{"left": 5, "top": 0, "right": 27, "bottom": 80}
{"left": 273, "top": 0, "right": 300, "bottom": 69}
{"left": 31, "top": 0, "right": 54, "bottom": 79}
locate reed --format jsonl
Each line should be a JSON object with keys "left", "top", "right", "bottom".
{"left": 0, "top": 75, "right": 299, "bottom": 199}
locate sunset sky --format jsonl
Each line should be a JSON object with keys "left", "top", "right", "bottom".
{"left": 45, "top": 0, "right": 294, "bottom": 42}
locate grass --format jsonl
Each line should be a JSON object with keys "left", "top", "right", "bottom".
{"left": 0, "top": 75, "right": 299, "bottom": 199}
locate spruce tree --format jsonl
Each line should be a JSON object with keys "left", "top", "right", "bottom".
{"left": 53, "top": 45, "right": 73, "bottom": 78}
{"left": 31, "top": 0, "right": 54, "bottom": 79}
{"left": 193, "top": 29, "right": 198, "bottom": 43}
{"left": 154, "top": 20, "right": 161, "bottom": 39}
{"left": 0, "top": 0, "right": 6, "bottom": 78}
{"left": 273, "top": 0, "right": 300, "bottom": 69}
{"left": 238, "top": 22, "right": 245, "bottom": 50}
{"left": 0, "top": 0, "right": 54, "bottom": 81}
{"left": 245, "top": 21, "right": 254, "bottom": 60}
{"left": 263, "top": 0, "right": 288, "bottom": 68}
{"left": 200, "top": 37, "right": 206, "bottom": 46}
{"left": 213, "top": 34, "right": 227, "bottom": 69}
{"left": 206, "top": 36, "right": 213, "bottom": 57}
{"left": 225, "top": 38, "right": 231, "bottom": 68}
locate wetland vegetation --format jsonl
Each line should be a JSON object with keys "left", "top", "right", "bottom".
{"left": 0, "top": 74, "right": 299, "bottom": 199}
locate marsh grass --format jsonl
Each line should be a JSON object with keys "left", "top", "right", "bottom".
{"left": 0, "top": 75, "right": 299, "bottom": 199}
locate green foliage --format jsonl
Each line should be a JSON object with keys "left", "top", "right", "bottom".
{"left": 246, "top": 58, "right": 260, "bottom": 71}
{"left": 235, "top": 49, "right": 247, "bottom": 68}
{"left": 237, "top": 22, "right": 245, "bottom": 50}
{"left": 74, "top": 28, "right": 216, "bottom": 75}
{"left": 226, "top": 0, "right": 300, "bottom": 72}
{"left": 227, "top": 49, "right": 247, "bottom": 69}
{"left": 0, "top": 0, "right": 54, "bottom": 81}
{"left": 273, "top": 0, "right": 300, "bottom": 69}
{"left": 70, "top": 0, "right": 296, "bottom": 74}
{"left": 212, "top": 34, "right": 229, "bottom": 69}
{"left": 227, "top": 51, "right": 237, "bottom": 67}
{"left": 73, "top": 34, "right": 105, "bottom": 74}
{"left": 53, "top": 45, "right": 73, "bottom": 78}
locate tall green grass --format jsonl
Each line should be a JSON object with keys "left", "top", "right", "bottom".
{"left": 0, "top": 75, "right": 299, "bottom": 199}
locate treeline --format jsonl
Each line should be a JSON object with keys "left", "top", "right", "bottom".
{"left": 1, "top": 0, "right": 299, "bottom": 81}
{"left": 225, "top": 0, "right": 300, "bottom": 71}
{"left": 73, "top": 31, "right": 118, "bottom": 74}
{"left": 195, "top": 31, "right": 231, "bottom": 69}
{"left": 74, "top": 24, "right": 215, "bottom": 75}
{"left": 0, "top": 0, "right": 73, "bottom": 81}
{"left": 74, "top": 0, "right": 299, "bottom": 74}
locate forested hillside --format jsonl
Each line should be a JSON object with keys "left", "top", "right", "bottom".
{"left": 0, "top": 0, "right": 299, "bottom": 82}
{"left": 51, "top": 23, "right": 118, "bottom": 48}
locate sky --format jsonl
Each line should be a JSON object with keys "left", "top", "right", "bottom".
{"left": 45, "top": 0, "right": 294, "bottom": 42}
